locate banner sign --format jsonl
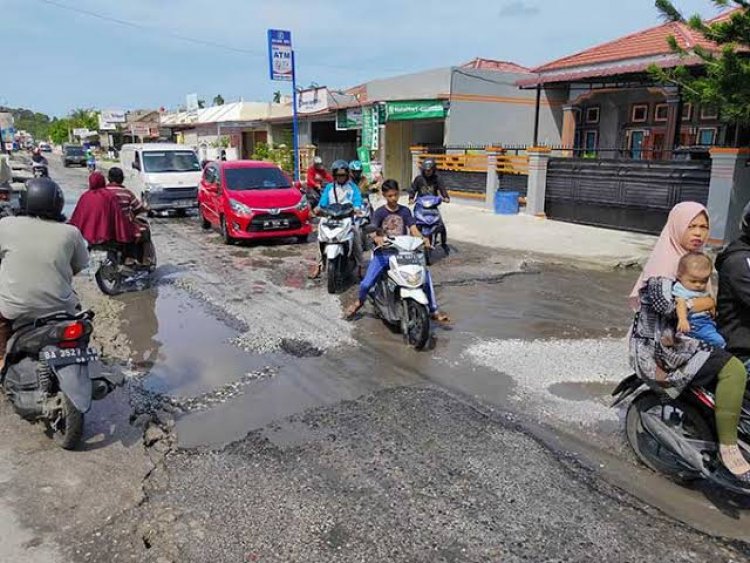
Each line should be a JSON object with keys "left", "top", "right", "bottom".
{"left": 101, "top": 109, "right": 126, "bottom": 123}
{"left": 268, "top": 29, "right": 293, "bottom": 82}
{"left": 335, "top": 107, "right": 363, "bottom": 130}
{"left": 73, "top": 128, "right": 91, "bottom": 137}
{"left": 385, "top": 100, "right": 446, "bottom": 121}
{"left": 98, "top": 115, "right": 117, "bottom": 131}
{"left": 361, "top": 107, "right": 374, "bottom": 151}
{"left": 296, "top": 87, "right": 328, "bottom": 114}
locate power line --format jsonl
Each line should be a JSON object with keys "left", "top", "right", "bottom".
{"left": 34, "top": 0, "right": 415, "bottom": 75}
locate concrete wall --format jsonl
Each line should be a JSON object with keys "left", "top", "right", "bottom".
{"left": 445, "top": 69, "right": 565, "bottom": 147}
{"left": 365, "top": 67, "right": 452, "bottom": 102}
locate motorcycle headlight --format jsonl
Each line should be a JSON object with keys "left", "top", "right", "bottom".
{"left": 403, "top": 271, "right": 424, "bottom": 287}
{"left": 144, "top": 183, "right": 163, "bottom": 193}
{"left": 229, "top": 199, "right": 253, "bottom": 216}
{"left": 295, "top": 195, "right": 308, "bottom": 211}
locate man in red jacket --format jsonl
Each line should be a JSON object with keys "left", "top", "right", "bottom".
{"left": 306, "top": 156, "right": 332, "bottom": 190}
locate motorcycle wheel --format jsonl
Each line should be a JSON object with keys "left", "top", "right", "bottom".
{"left": 95, "top": 261, "right": 123, "bottom": 295}
{"left": 327, "top": 256, "right": 340, "bottom": 294}
{"left": 405, "top": 300, "right": 430, "bottom": 350}
{"left": 50, "top": 394, "right": 84, "bottom": 450}
{"left": 626, "top": 391, "right": 712, "bottom": 483}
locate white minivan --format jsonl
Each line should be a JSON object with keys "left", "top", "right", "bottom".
{"left": 119, "top": 143, "right": 202, "bottom": 213}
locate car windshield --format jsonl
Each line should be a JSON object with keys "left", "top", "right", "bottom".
{"left": 66, "top": 147, "right": 84, "bottom": 156}
{"left": 142, "top": 151, "right": 200, "bottom": 173}
{"left": 224, "top": 167, "right": 291, "bottom": 191}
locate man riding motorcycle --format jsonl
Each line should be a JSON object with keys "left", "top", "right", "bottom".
{"left": 409, "top": 158, "right": 450, "bottom": 254}
{"left": 309, "top": 160, "right": 364, "bottom": 279}
{"left": 0, "top": 178, "right": 89, "bottom": 367}
{"left": 30, "top": 147, "right": 48, "bottom": 166}
{"left": 305, "top": 156, "right": 333, "bottom": 207}
{"left": 105, "top": 167, "right": 154, "bottom": 266}
{"left": 349, "top": 160, "right": 376, "bottom": 198}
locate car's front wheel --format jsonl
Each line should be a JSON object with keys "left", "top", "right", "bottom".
{"left": 220, "top": 216, "right": 235, "bottom": 245}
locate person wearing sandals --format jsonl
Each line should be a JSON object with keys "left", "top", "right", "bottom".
{"left": 629, "top": 201, "right": 750, "bottom": 480}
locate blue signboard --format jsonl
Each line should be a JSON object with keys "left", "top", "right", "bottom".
{"left": 267, "top": 29, "right": 293, "bottom": 82}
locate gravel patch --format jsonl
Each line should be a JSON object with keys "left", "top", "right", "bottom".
{"left": 466, "top": 338, "right": 631, "bottom": 425}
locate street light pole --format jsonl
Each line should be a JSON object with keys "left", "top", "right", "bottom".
{"left": 291, "top": 50, "right": 300, "bottom": 182}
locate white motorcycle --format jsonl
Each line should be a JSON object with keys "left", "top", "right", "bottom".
{"left": 368, "top": 235, "right": 431, "bottom": 350}
{"left": 317, "top": 202, "right": 357, "bottom": 294}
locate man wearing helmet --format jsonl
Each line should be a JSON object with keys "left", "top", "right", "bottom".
{"left": 409, "top": 158, "right": 450, "bottom": 203}
{"left": 0, "top": 178, "right": 89, "bottom": 365}
{"left": 349, "top": 160, "right": 376, "bottom": 197}
{"left": 717, "top": 203, "right": 750, "bottom": 365}
{"left": 309, "top": 160, "right": 364, "bottom": 279}
{"left": 305, "top": 156, "right": 333, "bottom": 192}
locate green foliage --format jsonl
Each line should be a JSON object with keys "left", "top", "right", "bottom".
{"left": 211, "top": 135, "right": 230, "bottom": 149}
{"left": 0, "top": 106, "right": 52, "bottom": 140}
{"left": 213, "top": 94, "right": 225, "bottom": 106}
{"left": 48, "top": 119, "right": 70, "bottom": 145}
{"left": 251, "top": 137, "right": 294, "bottom": 173}
{"left": 650, "top": 1, "right": 750, "bottom": 125}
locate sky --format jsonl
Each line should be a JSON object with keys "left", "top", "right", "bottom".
{"left": 2, "top": 0, "right": 722, "bottom": 117}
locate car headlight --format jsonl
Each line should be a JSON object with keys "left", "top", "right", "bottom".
{"left": 144, "top": 183, "right": 163, "bottom": 192}
{"left": 295, "top": 195, "right": 308, "bottom": 211}
{"left": 229, "top": 199, "right": 253, "bottom": 216}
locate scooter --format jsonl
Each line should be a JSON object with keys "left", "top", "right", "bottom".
{"left": 1, "top": 310, "right": 123, "bottom": 449}
{"left": 612, "top": 374, "right": 750, "bottom": 494}
{"left": 413, "top": 195, "right": 446, "bottom": 265}
{"left": 317, "top": 202, "right": 356, "bottom": 294}
{"left": 90, "top": 240, "right": 157, "bottom": 295}
{"left": 31, "top": 161, "right": 49, "bottom": 178}
{"left": 368, "top": 235, "right": 432, "bottom": 350}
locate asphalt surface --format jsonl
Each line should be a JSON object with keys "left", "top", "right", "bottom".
{"left": 0, "top": 155, "right": 748, "bottom": 561}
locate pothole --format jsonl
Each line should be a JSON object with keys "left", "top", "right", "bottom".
{"left": 280, "top": 338, "right": 324, "bottom": 358}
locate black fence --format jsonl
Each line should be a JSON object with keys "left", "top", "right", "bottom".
{"left": 545, "top": 158, "right": 711, "bottom": 234}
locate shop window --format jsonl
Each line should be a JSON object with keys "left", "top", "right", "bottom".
{"left": 628, "top": 130, "right": 647, "bottom": 160}
{"left": 697, "top": 127, "right": 717, "bottom": 146}
{"left": 654, "top": 103, "right": 669, "bottom": 122}
{"left": 631, "top": 104, "right": 648, "bottom": 123}
{"left": 700, "top": 105, "right": 719, "bottom": 120}
{"left": 682, "top": 103, "right": 693, "bottom": 121}
{"left": 585, "top": 106, "right": 600, "bottom": 124}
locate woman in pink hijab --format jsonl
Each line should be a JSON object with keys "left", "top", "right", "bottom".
{"left": 629, "top": 202, "right": 750, "bottom": 479}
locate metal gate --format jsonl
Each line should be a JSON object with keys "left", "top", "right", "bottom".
{"left": 545, "top": 158, "right": 711, "bottom": 234}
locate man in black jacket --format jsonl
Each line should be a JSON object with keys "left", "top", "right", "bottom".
{"left": 716, "top": 203, "right": 750, "bottom": 363}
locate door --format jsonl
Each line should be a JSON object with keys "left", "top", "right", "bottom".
{"left": 629, "top": 130, "right": 646, "bottom": 160}
{"left": 199, "top": 164, "right": 221, "bottom": 223}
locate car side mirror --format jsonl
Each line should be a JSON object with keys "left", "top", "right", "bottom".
{"left": 132, "top": 161, "right": 140, "bottom": 171}
{"left": 293, "top": 180, "right": 303, "bottom": 191}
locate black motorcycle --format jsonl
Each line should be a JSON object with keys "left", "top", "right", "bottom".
{"left": 91, "top": 240, "right": 157, "bottom": 296}
{"left": 612, "top": 374, "right": 750, "bottom": 494}
{"left": 1, "top": 310, "right": 123, "bottom": 449}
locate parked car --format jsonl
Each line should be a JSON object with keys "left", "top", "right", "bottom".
{"left": 38, "top": 142, "right": 52, "bottom": 153}
{"left": 62, "top": 145, "right": 86, "bottom": 167}
{"left": 120, "top": 143, "right": 202, "bottom": 215}
{"left": 198, "top": 160, "right": 311, "bottom": 244}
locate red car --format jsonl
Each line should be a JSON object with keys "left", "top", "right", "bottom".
{"left": 198, "top": 160, "right": 312, "bottom": 244}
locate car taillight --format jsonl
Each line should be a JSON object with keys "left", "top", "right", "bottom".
{"left": 60, "top": 322, "right": 85, "bottom": 341}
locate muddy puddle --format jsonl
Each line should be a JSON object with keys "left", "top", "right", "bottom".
{"left": 119, "top": 263, "right": 637, "bottom": 449}
{"left": 118, "top": 284, "right": 269, "bottom": 397}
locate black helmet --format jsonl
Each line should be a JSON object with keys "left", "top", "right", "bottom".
{"left": 331, "top": 159, "right": 349, "bottom": 177}
{"left": 741, "top": 200, "right": 750, "bottom": 236}
{"left": 22, "top": 177, "right": 65, "bottom": 220}
{"left": 422, "top": 158, "right": 436, "bottom": 171}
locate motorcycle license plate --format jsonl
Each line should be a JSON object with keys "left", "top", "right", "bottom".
{"left": 397, "top": 252, "right": 423, "bottom": 266}
{"left": 263, "top": 219, "right": 289, "bottom": 230}
{"left": 41, "top": 347, "right": 98, "bottom": 366}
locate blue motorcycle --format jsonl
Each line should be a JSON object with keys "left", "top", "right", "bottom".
{"left": 413, "top": 195, "right": 447, "bottom": 264}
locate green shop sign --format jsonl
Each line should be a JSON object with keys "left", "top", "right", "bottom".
{"left": 385, "top": 100, "right": 446, "bottom": 121}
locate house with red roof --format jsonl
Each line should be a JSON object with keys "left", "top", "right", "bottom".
{"left": 519, "top": 10, "right": 738, "bottom": 160}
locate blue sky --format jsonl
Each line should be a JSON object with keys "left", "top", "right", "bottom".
{"left": 3, "top": 0, "right": 720, "bottom": 117}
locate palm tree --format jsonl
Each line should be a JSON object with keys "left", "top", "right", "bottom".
{"left": 213, "top": 94, "right": 225, "bottom": 106}
{"left": 273, "top": 90, "right": 282, "bottom": 103}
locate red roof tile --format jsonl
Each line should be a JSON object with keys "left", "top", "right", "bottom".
{"left": 532, "top": 9, "right": 739, "bottom": 74}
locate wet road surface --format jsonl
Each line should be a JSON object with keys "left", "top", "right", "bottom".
{"left": 1, "top": 157, "right": 749, "bottom": 561}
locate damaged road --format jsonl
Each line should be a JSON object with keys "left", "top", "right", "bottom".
{"left": 2, "top": 159, "right": 749, "bottom": 561}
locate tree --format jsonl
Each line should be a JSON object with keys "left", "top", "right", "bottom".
{"left": 68, "top": 108, "right": 98, "bottom": 131}
{"left": 198, "top": 99, "right": 206, "bottom": 109}
{"left": 273, "top": 90, "right": 282, "bottom": 103}
{"left": 49, "top": 118, "right": 71, "bottom": 145}
{"left": 652, "top": 1, "right": 750, "bottom": 126}
{"left": 213, "top": 94, "right": 225, "bottom": 106}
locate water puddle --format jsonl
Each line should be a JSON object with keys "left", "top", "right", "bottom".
{"left": 547, "top": 381, "right": 618, "bottom": 402}
{"left": 118, "top": 284, "right": 268, "bottom": 397}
